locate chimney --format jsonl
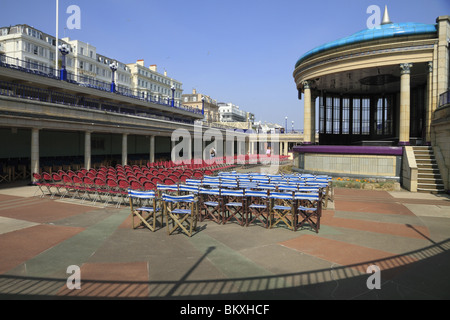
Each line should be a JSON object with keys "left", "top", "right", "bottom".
{"left": 149, "top": 64, "right": 157, "bottom": 72}
{"left": 137, "top": 59, "right": 144, "bottom": 66}
{"left": 192, "top": 89, "right": 197, "bottom": 94}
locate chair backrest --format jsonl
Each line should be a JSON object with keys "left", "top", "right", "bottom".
{"left": 162, "top": 193, "right": 196, "bottom": 203}
{"left": 277, "top": 184, "right": 298, "bottom": 192}
{"left": 129, "top": 180, "right": 142, "bottom": 190}
{"left": 106, "top": 178, "right": 118, "bottom": 187}
{"left": 94, "top": 177, "right": 106, "bottom": 186}
{"left": 199, "top": 187, "right": 221, "bottom": 196}
{"left": 255, "top": 184, "right": 277, "bottom": 190}
{"left": 294, "top": 192, "right": 320, "bottom": 201}
{"left": 32, "top": 173, "right": 42, "bottom": 180}
{"left": 185, "top": 179, "right": 201, "bottom": 185}
{"left": 269, "top": 191, "right": 294, "bottom": 200}
{"left": 143, "top": 181, "right": 156, "bottom": 190}
{"left": 221, "top": 189, "right": 244, "bottom": 197}
{"left": 297, "top": 186, "right": 320, "bottom": 193}
{"left": 245, "top": 190, "right": 268, "bottom": 198}
{"left": 118, "top": 179, "right": 129, "bottom": 189}
{"left": 220, "top": 182, "right": 238, "bottom": 189}
{"left": 128, "top": 189, "right": 156, "bottom": 199}
{"left": 178, "top": 184, "right": 199, "bottom": 194}
{"left": 156, "top": 183, "right": 178, "bottom": 192}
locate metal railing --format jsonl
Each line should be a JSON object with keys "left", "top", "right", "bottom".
{"left": 0, "top": 54, "right": 201, "bottom": 116}
{"left": 439, "top": 90, "right": 450, "bottom": 108}
{"left": 0, "top": 80, "right": 195, "bottom": 125}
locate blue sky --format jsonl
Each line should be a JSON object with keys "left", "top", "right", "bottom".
{"left": 1, "top": 0, "right": 449, "bottom": 129}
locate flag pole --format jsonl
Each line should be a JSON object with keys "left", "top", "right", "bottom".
{"left": 55, "top": 0, "right": 59, "bottom": 70}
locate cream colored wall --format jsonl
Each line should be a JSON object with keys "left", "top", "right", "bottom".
{"left": 431, "top": 104, "right": 450, "bottom": 191}
{"left": 300, "top": 153, "right": 399, "bottom": 178}
{"left": 402, "top": 146, "right": 418, "bottom": 192}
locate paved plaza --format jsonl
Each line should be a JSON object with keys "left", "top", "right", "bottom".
{"left": 0, "top": 177, "right": 449, "bottom": 300}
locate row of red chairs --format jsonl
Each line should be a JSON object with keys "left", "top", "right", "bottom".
{"left": 32, "top": 166, "right": 209, "bottom": 207}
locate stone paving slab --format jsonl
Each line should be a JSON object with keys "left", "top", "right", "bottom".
{"left": 0, "top": 184, "right": 449, "bottom": 300}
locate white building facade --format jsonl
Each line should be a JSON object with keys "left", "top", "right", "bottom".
{"left": 0, "top": 24, "right": 182, "bottom": 103}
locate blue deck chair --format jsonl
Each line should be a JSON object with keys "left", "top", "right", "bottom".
{"left": 295, "top": 191, "right": 322, "bottom": 233}
{"left": 162, "top": 193, "right": 198, "bottom": 237}
{"left": 198, "top": 187, "right": 223, "bottom": 224}
{"left": 221, "top": 189, "right": 246, "bottom": 226}
{"left": 269, "top": 191, "right": 296, "bottom": 230}
{"left": 246, "top": 189, "right": 270, "bottom": 228}
{"left": 128, "top": 189, "right": 162, "bottom": 232}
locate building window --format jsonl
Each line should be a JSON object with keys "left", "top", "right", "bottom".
{"left": 361, "top": 98, "right": 370, "bottom": 135}
{"left": 353, "top": 98, "right": 361, "bottom": 134}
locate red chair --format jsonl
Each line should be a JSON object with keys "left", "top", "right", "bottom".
{"left": 163, "top": 177, "right": 177, "bottom": 185}
{"left": 42, "top": 172, "right": 59, "bottom": 199}
{"left": 82, "top": 176, "right": 97, "bottom": 203}
{"left": 130, "top": 180, "right": 143, "bottom": 190}
{"left": 193, "top": 171, "right": 203, "bottom": 179}
{"left": 178, "top": 174, "right": 190, "bottom": 183}
{"left": 94, "top": 177, "right": 109, "bottom": 205}
{"left": 106, "top": 178, "right": 125, "bottom": 207}
{"left": 143, "top": 181, "right": 156, "bottom": 191}
{"left": 151, "top": 177, "right": 163, "bottom": 185}
{"left": 32, "top": 173, "right": 47, "bottom": 197}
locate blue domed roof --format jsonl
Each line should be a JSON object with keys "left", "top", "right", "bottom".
{"left": 295, "top": 22, "right": 437, "bottom": 68}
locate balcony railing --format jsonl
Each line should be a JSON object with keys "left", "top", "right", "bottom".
{"left": 0, "top": 80, "right": 195, "bottom": 125}
{"left": 0, "top": 54, "right": 201, "bottom": 116}
{"left": 439, "top": 90, "right": 450, "bottom": 108}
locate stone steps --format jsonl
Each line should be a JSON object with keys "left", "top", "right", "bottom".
{"left": 413, "top": 146, "right": 445, "bottom": 193}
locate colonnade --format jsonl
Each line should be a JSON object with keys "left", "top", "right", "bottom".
{"left": 28, "top": 129, "right": 299, "bottom": 182}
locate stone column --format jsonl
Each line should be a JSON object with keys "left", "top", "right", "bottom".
{"left": 311, "top": 93, "right": 317, "bottom": 144}
{"left": 399, "top": 63, "right": 412, "bottom": 146}
{"left": 302, "top": 81, "right": 312, "bottom": 144}
{"left": 122, "top": 133, "right": 128, "bottom": 165}
{"left": 149, "top": 135, "right": 155, "bottom": 164}
{"left": 84, "top": 131, "right": 91, "bottom": 170}
{"left": 31, "top": 128, "right": 39, "bottom": 182}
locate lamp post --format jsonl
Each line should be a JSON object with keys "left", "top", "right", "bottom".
{"left": 58, "top": 43, "right": 69, "bottom": 81}
{"left": 109, "top": 62, "right": 117, "bottom": 93}
{"left": 171, "top": 85, "right": 175, "bottom": 107}
{"left": 201, "top": 96, "right": 205, "bottom": 117}
{"left": 292, "top": 120, "right": 294, "bottom": 133}
{"left": 285, "top": 116, "right": 288, "bottom": 133}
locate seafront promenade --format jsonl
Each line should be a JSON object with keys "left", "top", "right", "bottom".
{"left": 0, "top": 175, "right": 449, "bottom": 300}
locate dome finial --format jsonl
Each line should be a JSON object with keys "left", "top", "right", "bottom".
{"left": 381, "top": 5, "right": 392, "bottom": 25}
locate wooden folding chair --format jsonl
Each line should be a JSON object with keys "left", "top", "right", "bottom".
{"left": 128, "top": 189, "right": 162, "bottom": 232}
{"left": 221, "top": 189, "right": 246, "bottom": 226}
{"left": 269, "top": 191, "right": 296, "bottom": 230}
{"left": 295, "top": 191, "right": 322, "bottom": 233}
{"left": 245, "top": 189, "right": 270, "bottom": 228}
{"left": 162, "top": 193, "right": 198, "bottom": 237}
{"left": 198, "top": 187, "right": 223, "bottom": 224}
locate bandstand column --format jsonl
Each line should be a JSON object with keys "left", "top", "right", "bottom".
{"left": 84, "top": 131, "right": 91, "bottom": 170}
{"left": 149, "top": 135, "right": 155, "bottom": 164}
{"left": 399, "top": 63, "right": 412, "bottom": 146}
{"left": 302, "top": 81, "right": 312, "bottom": 144}
{"left": 31, "top": 128, "right": 40, "bottom": 181}
{"left": 311, "top": 93, "right": 317, "bottom": 144}
{"left": 122, "top": 133, "right": 128, "bottom": 165}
